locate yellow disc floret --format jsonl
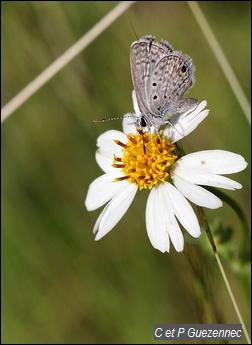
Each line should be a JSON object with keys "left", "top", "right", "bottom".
{"left": 113, "top": 132, "right": 177, "bottom": 190}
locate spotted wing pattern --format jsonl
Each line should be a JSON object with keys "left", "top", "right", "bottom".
{"left": 130, "top": 35, "right": 198, "bottom": 128}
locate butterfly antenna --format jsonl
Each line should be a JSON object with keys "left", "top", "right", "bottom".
{"left": 93, "top": 116, "right": 123, "bottom": 123}
{"left": 93, "top": 114, "right": 134, "bottom": 123}
{"left": 127, "top": 14, "right": 139, "bottom": 40}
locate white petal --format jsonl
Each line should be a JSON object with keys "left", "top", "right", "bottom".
{"left": 146, "top": 182, "right": 199, "bottom": 253}
{"left": 179, "top": 110, "right": 209, "bottom": 138}
{"left": 176, "top": 150, "right": 248, "bottom": 174}
{"left": 163, "top": 100, "right": 209, "bottom": 143}
{"left": 95, "top": 130, "right": 127, "bottom": 172}
{"left": 172, "top": 173, "right": 223, "bottom": 209}
{"left": 94, "top": 183, "right": 138, "bottom": 240}
{"left": 85, "top": 172, "right": 130, "bottom": 211}
{"left": 146, "top": 184, "right": 170, "bottom": 253}
{"left": 122, "top": 113, "right": 138, "bottom": 135}
{"left": 157, "top": 183, "right": 186, "bottom": 252}
{"left": 174, "top": 166, "right": 242, "bottom": 190}
{"left": 96, "top": 130, "right": 126, "bottom": 151}
{"left": 95, "top": 149, "right": 115, "bottom": 173}
{"left": 162, "top": 182, "right": 201, "bottom": 238}
{"left": 172, "top": 150, "right": 247, "bottom": 190}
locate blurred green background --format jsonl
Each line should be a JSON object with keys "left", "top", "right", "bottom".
{"left": 2, "top": 1, "right": 250, "bottom": 344}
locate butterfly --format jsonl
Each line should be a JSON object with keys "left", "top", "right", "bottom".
{"left": 130, "top": 35, "right": 198, "bottom": 131}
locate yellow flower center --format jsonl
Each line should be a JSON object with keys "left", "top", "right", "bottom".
{"left": 113, "top": 131, "right": 177, "bottom": 190}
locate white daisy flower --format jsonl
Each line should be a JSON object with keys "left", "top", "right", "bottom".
{"left": 85, "top": 92, "right": 247, "bottom": 253}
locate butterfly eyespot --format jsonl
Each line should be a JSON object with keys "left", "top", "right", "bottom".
{"left": 153, "top": 95, "right": 157, "bottom": 100}
{"left": 152, "top": 82, "right": 157, "bottom": 86}
{"left": 181, "top": 65, "right": 187, "bottom": 73}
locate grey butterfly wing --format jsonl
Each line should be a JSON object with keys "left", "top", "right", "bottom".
{"left": 130, "top": 35, "right": 173, "bottom": 117}
{"left": 149, "top": 51, "right": 197, "bottom": 118}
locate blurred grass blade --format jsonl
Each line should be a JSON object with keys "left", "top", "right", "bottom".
{"left": 215, "top": 253, "right": 251, "bottom": 344}
{"left": 187, "top": 1, "right": 251, "bottom": 125}
{"left": 1, "top": 1, "right": 136, "bottom": 123}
